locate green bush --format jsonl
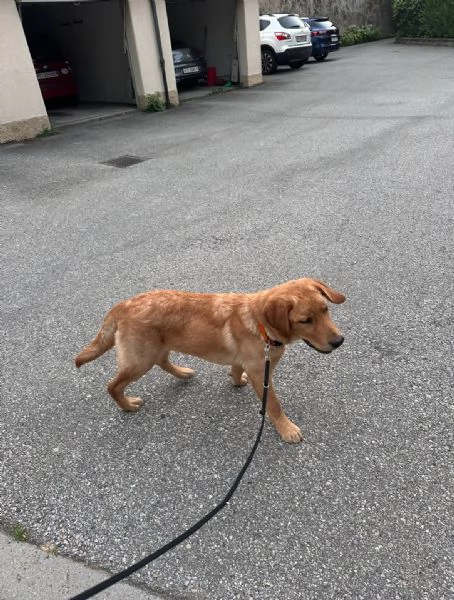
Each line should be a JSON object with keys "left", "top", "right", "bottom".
{"left": 393, "top": 0, "right": 454, "bottom": 38}
{"left": 393, "top": 0, "right": 425, "bottom": 37}
{"left": 420, "top": 0, "right": 454, "bottom": 37}
{"left": 341, "top": 25, "right": 382, "bottom": 46}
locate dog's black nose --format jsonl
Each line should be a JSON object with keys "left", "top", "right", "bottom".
{"left": 330, "top": 335, "right": 344, "bottom": 349}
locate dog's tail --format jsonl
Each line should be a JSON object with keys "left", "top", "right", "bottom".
{"left": 75, "top": 311, "right": 117, "bottom": 369}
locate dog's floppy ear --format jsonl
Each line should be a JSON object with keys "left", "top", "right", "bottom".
{"left": 313, "top": 280, "right": 346, "bottom": 304}
{"left": 263, "top": 296, "right": 294, "bottom": 340}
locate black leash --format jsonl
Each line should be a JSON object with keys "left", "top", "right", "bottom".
{"left": 69, "top": 344, "right": 272, "bottom": 600}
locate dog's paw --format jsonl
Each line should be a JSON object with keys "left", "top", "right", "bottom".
{"left": 123, "top": 396, "right": 144, "bottom": 412}
{"left": 178, "top": 367, "right": 195, "bottom": 380}
{"left": 232, "top": 374, "right": 248, "bottom": 386}
{"left": 277, "top": 419, "right": 303, "bottom": 444}
{"left": 228, "top": 369, "right": 248, "bottom": 386}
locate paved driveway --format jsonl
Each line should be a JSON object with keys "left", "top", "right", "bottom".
{"left": 1, "top": 39, "right": 453, "bottom": 599}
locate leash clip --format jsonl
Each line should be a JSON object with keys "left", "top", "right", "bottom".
{"left": 264, "top": 342, "right": 271, "bottom": 362}
{"left": 260, "top": 343, "right": 271, "bottom": 416}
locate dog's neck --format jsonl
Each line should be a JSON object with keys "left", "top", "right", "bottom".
{"left": 257, "top": 322, "right": 283, "bottom": 347}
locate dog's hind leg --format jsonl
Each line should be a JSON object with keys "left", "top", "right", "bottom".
{"left": 158, "top": 353, "right": 195, "bottom": 380}
{"left": 107, "top": 333, "right": 156, "bottom": 411}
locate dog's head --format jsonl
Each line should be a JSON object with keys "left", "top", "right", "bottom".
{"left": 263, "top": 278, "right": 346, "bottom": 353}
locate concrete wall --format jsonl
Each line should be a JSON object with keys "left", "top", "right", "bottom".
{"left": 20, "top": 1, "right": 134, "bottom": 104}
{"left": 236, "top": 0, "right": 262, "bottom": 86}
{"left": 259, "top": 0, "right": 394, "bottom": 35}
{"left": 125, "top": 0, "right": 178, "bottom": 108}
{"left": 0, "top": 0, "right": 49, "bottom": 143}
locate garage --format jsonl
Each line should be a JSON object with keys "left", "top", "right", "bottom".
{"left": 17, "top": 0, "right": 135, "bottom": 111}
{"left": 166, "top": 0, "right": 239, "bottom": 90}
{"left": 1, "top": 0, "right": 262, "bottom": 143}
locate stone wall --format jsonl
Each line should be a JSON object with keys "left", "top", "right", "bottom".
{"left": 259, "top": 0, "right": 394, "bottom": 35}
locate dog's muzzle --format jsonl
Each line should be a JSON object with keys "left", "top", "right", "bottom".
{"left": 303, "top": 335, "right": 344, "bottom": 354}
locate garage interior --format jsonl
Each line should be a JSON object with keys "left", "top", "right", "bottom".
{"left": 166, "top": 0, "right": 239, "bottom": 87}
{"left": 17, "top": 0, "right": 136, "bottom": 127}
{"left": 19, "top": 1, "right": 135, "bottom": 104}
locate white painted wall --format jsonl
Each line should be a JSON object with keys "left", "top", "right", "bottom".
{"left": 125, "top": 0, "right": 178, "bottom": 108}
{"left": 0, "top": 0, "right": 49, "bottom": 142}
{"left": 20, "top": 1, "right": 134, "bottom": 104}
{"left": 236, "top": 0, "right": 262, "bottom": 86}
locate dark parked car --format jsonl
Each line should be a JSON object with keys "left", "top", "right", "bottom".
{"left": 27, "top": 35, "right": 78, "bottom": 105}
{"left": 172, "top": 43, "right": 207, "bottom": 87}
{"left": 304, "top": 17, "right": 340, "bottom": 61}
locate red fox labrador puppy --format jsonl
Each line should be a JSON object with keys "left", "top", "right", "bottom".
{"left": 75, "top": 278, "right": 345, "bottom": 443}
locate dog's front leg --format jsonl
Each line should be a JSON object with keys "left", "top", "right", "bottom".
{"left": 245, "top": 363, "right": 303, "bottom": 444}
{"left": 228, "top": 364, "right": 248, "bottom": 386}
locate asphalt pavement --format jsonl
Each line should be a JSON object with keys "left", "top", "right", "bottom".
{"left": 1, "top": 39, "right": 453, "bottom": 599}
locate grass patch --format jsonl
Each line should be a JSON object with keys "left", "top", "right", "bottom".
{"left": 12, "top": 523, "right": 29, "bottom": 542}
{"left": 37, "top": 126, "right": 57, "bottom": 138}
{"left": 40, "top": 542, "right": 58, "bottom": 556}
{"left": 144, "top": 93, "right": 165, "bottom": 112}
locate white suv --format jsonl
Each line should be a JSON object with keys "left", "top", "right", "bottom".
{"left": 259, "top": 14, "right": 312, "bottom": 75}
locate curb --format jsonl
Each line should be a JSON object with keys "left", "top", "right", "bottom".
{"left": 395, "top": 37, "right": 454, "bottom": 47}
{"left": 0, "top": 531, "right": 164, "bottom": 600}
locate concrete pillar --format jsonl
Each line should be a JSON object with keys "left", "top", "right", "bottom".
{"left": 0, "top": 0, "right": 50, "bottom": 143}
{"left": 125, "top": 0, "right": 178, "bottom": 109}
{"left": 236, "top": 0, "right": 262, "bottom": 87}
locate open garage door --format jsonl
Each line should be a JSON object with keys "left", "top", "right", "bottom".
{"left": 166, "top": 0, "right": 238, "bottom": 88}
{"left": 18, "top": 0, "right": 135, "bottom": 106}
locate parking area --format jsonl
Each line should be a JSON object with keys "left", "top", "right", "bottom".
{"left": 45, "top": 85, "right": 235, "bottom": 129}
{"left": 22, "top": 7, "right": 343, "bottom": 131}
{"left": 2, "top": 39, "right": 454, "bottom": 600}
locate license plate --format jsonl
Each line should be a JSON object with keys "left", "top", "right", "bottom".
{"left": 183, "top": 66, "right": 199, "bottom": 74}
{"left": 331, "top": 35, "right": 338, "bottom": 41}
{"left": 296, "top": 35, "right": 307, "bottom": 42}
{"left": 37, "top": 71, "right": 59, "bottom": 80}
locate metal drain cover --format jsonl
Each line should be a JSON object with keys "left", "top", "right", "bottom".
{"left": 101, "top": 155, "right": 148, "bottom": 168}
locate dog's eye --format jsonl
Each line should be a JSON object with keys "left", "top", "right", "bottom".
{"left": 300, "top": 317, "right": 313, "bottom": 324}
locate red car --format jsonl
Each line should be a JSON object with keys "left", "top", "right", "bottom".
{"left": 28, "top": 35, "right": 78, "bottom": 105}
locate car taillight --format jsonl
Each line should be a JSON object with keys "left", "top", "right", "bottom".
{"left": 274, "top": 32, "right": 291, "bottom": 41}
{"left": 311, "top": 31, "right": 322, "bottom": 36}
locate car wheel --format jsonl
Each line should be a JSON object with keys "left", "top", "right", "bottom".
{"left": 289, "top": 62, "right": 304, "bottom": 70}
{"left": 261, "top": 48, "right": 277, "bottom": 75}
{"left": 315, "top": 53, "right": 328, "bottom": 62}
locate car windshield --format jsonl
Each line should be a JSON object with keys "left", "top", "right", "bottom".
{"left": 309, "top": 19, "right": 334, "bottom": 29}
{"left": 172, "top": 47, "right": 200, "bottom": 64}
{"left": 28, "top": 36, "right": 62, "bottom": 62}
{"left": 277, "top": 15, "right": 304, "bottom": 29}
